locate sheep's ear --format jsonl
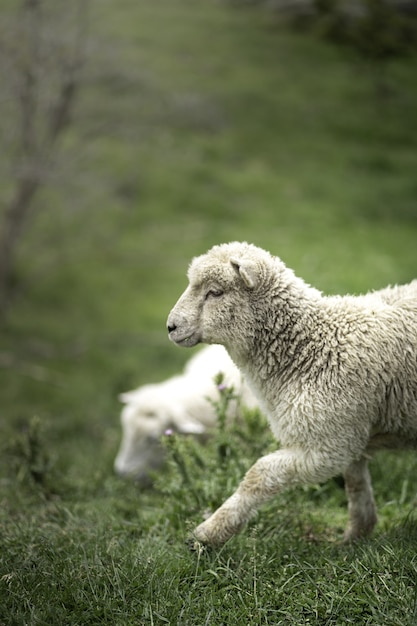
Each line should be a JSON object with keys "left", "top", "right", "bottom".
{"left": 168, "top": 405, "right": 207, "bottom": 436}
{"left": 175, "top": 419, "right": 206, "bottom": 435}
{"left": 119, "top": 391, "right": 138, "bottom": 404}
{"left": 230, "top": 257, "right": 258, "bottom": 289}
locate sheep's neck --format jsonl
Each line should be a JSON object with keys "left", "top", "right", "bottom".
{"left": 234, "top": 291, "right": 335, "bottom": 388}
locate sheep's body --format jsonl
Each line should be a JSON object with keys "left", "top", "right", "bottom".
{"left": 167, "top": 241, "right": 417, "bottom": 546}
{"left": 114, "top": 344, "right": 257, "bottom": 483}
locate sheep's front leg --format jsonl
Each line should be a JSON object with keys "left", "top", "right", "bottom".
{"left": 192, "top": 448, "right": 335, "bottom": 547}
{"left": 343, "top": 456, "right": 377, "bottom": 541}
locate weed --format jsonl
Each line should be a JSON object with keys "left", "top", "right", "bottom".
{"left": 156, "top": 377, "right": 273, "bottom": 533}
{"left": 5, "top": 416, "right": 57, "bottom": 498}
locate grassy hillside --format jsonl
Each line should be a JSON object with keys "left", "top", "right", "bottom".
{"left": 1, "top": 0, "right": 417, "bottom": 623}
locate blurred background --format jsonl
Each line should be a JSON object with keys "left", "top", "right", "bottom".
{"left": 1, "top": 0, "right": 417, "bottom": 481}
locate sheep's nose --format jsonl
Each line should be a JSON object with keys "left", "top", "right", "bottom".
{"left": 167, "top": 322, "right": 177, "bottom": 334}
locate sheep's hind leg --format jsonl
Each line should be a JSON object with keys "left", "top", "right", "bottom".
{"left": 343, "top": 456, "right": 377, "bottom": 541}
{"left": 191, "top": 448, "right": 336, "bottom": 547}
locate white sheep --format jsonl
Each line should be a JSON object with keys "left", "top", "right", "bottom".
{"left": 167, "top": 241, "right": 417, "bottom": 546}
{"left": 114, "top": 344, "right": 257, "bottom": 484}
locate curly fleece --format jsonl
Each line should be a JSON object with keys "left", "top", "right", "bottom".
{"left": 167, "top": 241, "right": 417, "bottom": 546}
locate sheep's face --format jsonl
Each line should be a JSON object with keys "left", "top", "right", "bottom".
{"left": 167, "top": 242, "right": 269, "bottom": 353}
{"left": 114, "top": 384, "right": 207, "bottom": 484}
{"left": 114, "top": 399, "right": 166, "bottom": 484}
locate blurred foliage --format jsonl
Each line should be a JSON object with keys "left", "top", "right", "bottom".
{"left": 312, "top": 0, "right": 417, "bottom": 62}
{"left": 230, "top": 0, "right": 417, "bottom": 90}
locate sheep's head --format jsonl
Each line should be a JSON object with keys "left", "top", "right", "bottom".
{"left": 167, "top": 242, "right": 274, "bottom": 354}
{"left": 114, "top": 398, "right": 164, "bottom": 484}
{"left": 114, "top": 383, "right": 206, "bottom": 484}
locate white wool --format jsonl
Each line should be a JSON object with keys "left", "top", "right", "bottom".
{"left": 114, "top": 344, "right": 257, "bottom": 483}
{"left": 167, "top": 241, "right": 417, "bottom": 545}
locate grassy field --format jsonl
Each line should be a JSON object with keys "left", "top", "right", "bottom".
{"left": 1, "top": 0, "right": 417, "bottom": 623}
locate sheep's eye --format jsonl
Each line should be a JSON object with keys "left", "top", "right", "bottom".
{"left": 205, "top": 288, "right": 223, "bottom": 300}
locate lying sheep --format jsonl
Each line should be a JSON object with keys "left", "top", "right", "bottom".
{"left": 114, "top": 344, "right": 257, "bottom": 483}
{"left": 167, "top": 241, "right": 417, "bottom": 546}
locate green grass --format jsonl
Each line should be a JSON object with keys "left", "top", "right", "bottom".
{"left": 1, "top": 0, "right": 417, "bottom": 623}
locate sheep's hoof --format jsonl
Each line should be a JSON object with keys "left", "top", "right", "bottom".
{"left": 185, "top": 536, "right": 207, "bottom": 553}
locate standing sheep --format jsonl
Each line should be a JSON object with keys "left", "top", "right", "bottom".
{"left": 167, "top": 241, "right": 417, "bottom": 546}
{"left": 114, "top": 344, "right": 257, "bottom": 483}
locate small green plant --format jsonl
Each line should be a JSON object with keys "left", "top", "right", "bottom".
{"left": 155, "top": 376, "right": 274, "bottom": 534}
{"left": 6, "top": 416, "right": 56, "bottom": 498}
{"left": 210, "top": 372, "right": 245, "bottom": 467}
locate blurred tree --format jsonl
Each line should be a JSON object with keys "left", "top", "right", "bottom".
{"left": 249, "top": 0, "right": 417, "bottom": 93}
{"left": 0, "top": 0, "right": 89, "bottom": 316}
{"left": 317, "top": 1, "right": 417, "bottom": 97}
